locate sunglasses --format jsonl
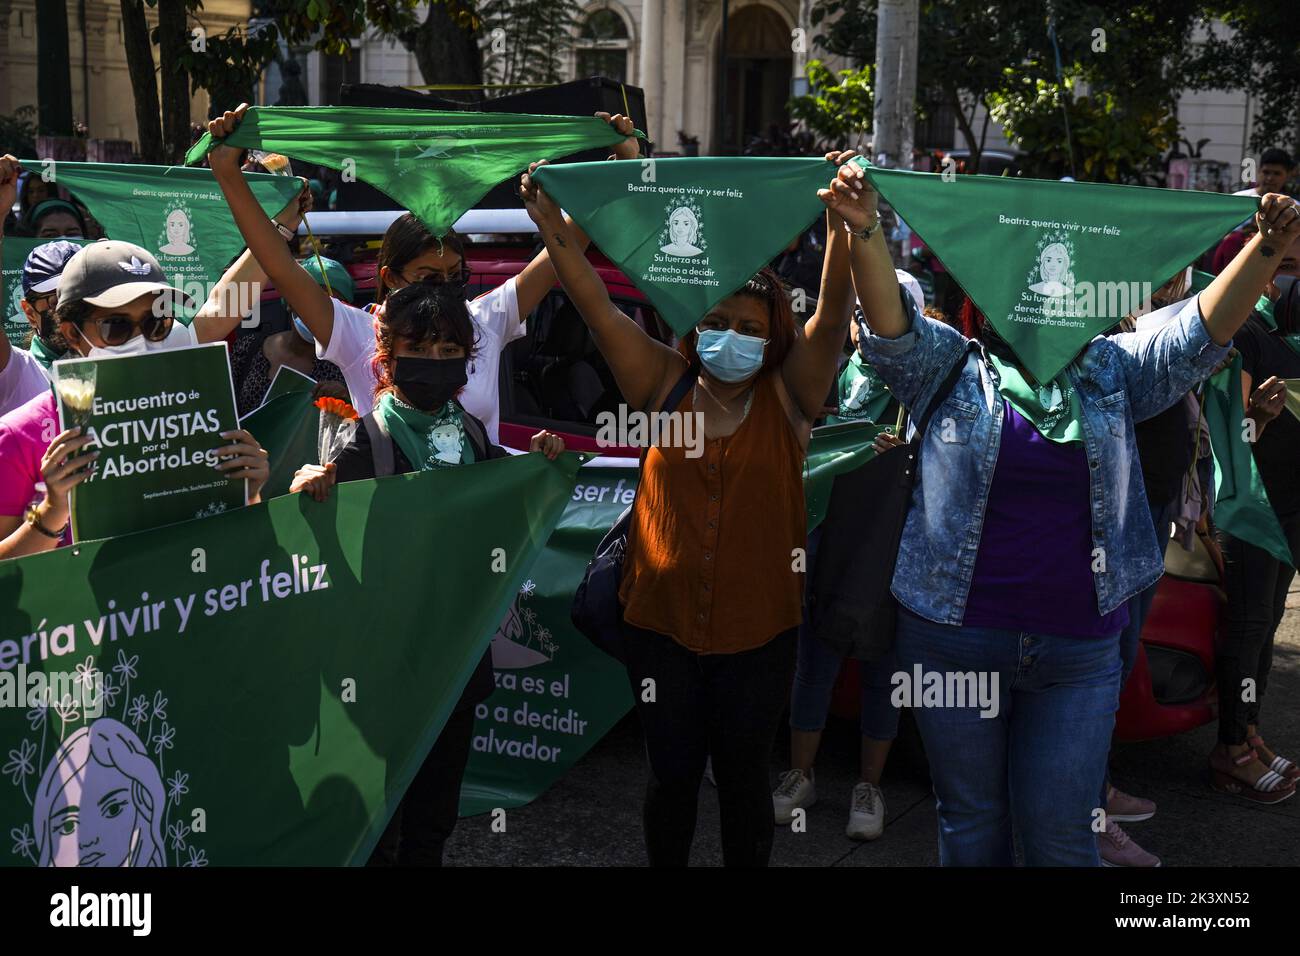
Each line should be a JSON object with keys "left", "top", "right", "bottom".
{"left": 24, "top": 292, "right": 56, "bottom": 315}
{"left": 88, "top": 312, "right": 174, "bottom": 347}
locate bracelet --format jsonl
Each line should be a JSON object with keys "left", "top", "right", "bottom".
{"left": 850, "top": 217, "right": 882, "bottom": 242}
{"left": 272, "top": 219, "right": 296, "bottom": 241}
{"left": 24, "top": 504, "right": 65, "bottom": 539}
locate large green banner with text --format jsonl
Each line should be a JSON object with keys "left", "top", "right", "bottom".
{"left": 0, "top": 451, "right": 580, "bottom": 866}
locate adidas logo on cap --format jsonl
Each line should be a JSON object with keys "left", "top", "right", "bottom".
{"left": 118, "top": 255, "right": 152, "bottom": 276}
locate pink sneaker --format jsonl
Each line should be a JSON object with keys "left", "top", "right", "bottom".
{"left": 1099, "top": 822, "right": 1161, "bottom": 867}
{"left": 1106, "top": 785, "right": 1156, "bottom": 823}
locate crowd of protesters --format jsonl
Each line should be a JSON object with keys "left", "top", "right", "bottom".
{"left": 1, "top": 114, "right": 1298, "bottom": 869}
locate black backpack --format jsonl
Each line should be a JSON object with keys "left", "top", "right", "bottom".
{"left": 570, "top": 365, "right": 699, "bottom": 664}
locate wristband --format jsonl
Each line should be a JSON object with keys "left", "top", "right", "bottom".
{"left": 24, "top": 504, "right": 65, "bottom": 539}
{"left": 272, "top": 219, "right": 297, "bottom": 241}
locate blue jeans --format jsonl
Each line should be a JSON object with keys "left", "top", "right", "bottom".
{"left": 790, "top": 628, "right": 901, "bottom": 740}
{"left": 896, "top": 608, "right": 1121, "bottom": 866}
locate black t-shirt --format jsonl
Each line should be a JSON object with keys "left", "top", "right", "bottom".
{"left": 1135, "top": 399, "right": 1193, "bottom": 507}
{"left": 331, "top": 409, "right": 503, "bottom": 710}
{"left": 1234, "top": 313, "right": 1300, "bottom": 509}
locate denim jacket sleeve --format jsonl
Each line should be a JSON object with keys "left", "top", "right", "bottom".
{"left": 1106, "top": 295, "right": 1232, "bottom": 423}
{"left": 856, "top": 286, "right": 969, "bottom": 423}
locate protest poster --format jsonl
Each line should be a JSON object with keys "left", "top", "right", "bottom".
{"left": 52, "top": 342, "right": 243, "bottom": 542}
{"left": 0, "top": 450, "right": 580, "bottom": 866}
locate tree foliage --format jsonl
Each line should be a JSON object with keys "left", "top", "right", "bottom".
{"left": 788, "top": 61, "right": 874, "bottom": 151}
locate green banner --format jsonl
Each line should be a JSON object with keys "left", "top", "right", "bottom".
{"left": 3, "top": 236, "right": 92, "bottom": 348}
{"left": 460, "top": 420, "right": 885, "bottom": 813}
{"left": 240, "top": 390, "right": 320, "bottom": 502}
{"left": 860, "top": 163, "right": 1258, "bottom": 383}
{"left": 1203, "top": 354, "right": 1294, "bottom": 567}
{"left": 532, "top": 157, "right": 835, "bottom": 334}
{"left": 0, "top": 451, "right": 580, "bottom": 866}
{"left": 185, "top": 106, "right": 640, "bottom": 237}
{"left": 262, "top": 364, "right": 316, "bottom": 408}
{"left": 460, "top": 463, "right": 638, "bottom": 816}
{"left": 52, "top": 344, "right": 244, "bottom": 542}
{"left": 19, "top": 161, "right": 302, "bottom": 316}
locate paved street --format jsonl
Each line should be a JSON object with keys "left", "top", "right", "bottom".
{"left": 446, "top": 587, "right": 1300, "bottom": 867}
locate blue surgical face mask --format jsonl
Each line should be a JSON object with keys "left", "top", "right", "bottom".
{"left": 695, "top": 328, "right": 768, "bottom": 383}
{"left": 291, "top": 314, "right": 315, "bottom": 344}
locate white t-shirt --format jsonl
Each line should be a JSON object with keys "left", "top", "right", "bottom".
{"left": 319, "top": 278, "right": 522, "bottom": 441}
{"left": 0, "top": 343, "right": 51, "bottom": 418}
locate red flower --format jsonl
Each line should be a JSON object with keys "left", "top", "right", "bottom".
{"left": 315, "top": 396, "right": 359, "bottom": 420}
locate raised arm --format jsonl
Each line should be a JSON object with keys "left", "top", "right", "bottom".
{"left": 511, "top": 112, "right": 641, "bottom": 320}
{"left": 520, "top": 160, "right": 683, "bottom": 413}
{"left": 191, "top": 184, "right": 311, "bottom": 343}
{"left": 779, "top": 151, "right": 865, "bottom": 420}
{"left": 206, "top": 103, "right": 337, "bottom": 347}
{"left": 1199, "top": 194, "right": 1300, "bottom": 344}
{"left": 842, "top": 164, "right": 908, "bottom": 339}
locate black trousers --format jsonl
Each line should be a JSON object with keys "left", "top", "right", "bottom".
{"left": 622, "top": 622, "right": 797, "bottom": 867}
{"left": 368, "top": 705, "right": 476, "bottom": 867}
{"left": 1217, "top": 511, "right": 1300, "bottom": 745}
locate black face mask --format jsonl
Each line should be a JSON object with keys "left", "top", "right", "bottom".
{"left": 393, "top": 355, "right": 468, "bottom": 411}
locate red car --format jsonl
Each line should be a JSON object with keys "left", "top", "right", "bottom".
{"left": 272, "top": 210, "right": 1224, "bottom": 746}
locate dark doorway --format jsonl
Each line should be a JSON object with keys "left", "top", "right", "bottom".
{"left": 718, "top": 6, "right": 793, "bottom": 155}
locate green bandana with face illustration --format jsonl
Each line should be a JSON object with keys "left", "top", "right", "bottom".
{"left": 184, "top": 106, "right": 642, "bottom": 237}
{"left": 830, "top": 351, "right": 894, "bottom": 425}
{"left": 857, "top": 161, "right": 1259, "bottom": 384}
{"left": 17, "top": 161, "right": 302, "bottom": 320}
{"left": 378, "top": 392, "right": 475, "bottom": 471}
{"left": 987, "top": 353, "right": 1084, "bottom": 443}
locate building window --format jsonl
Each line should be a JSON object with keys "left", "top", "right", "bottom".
{"left": 575, "top": 8, "right": 629, "bottom": 82}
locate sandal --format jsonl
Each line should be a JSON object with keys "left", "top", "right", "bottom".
{"left": 1248, "top": 735, "right": 1300, "bottom": 781}
{"left": 1210, "top": 747, "right": 1296, "bottom": 804}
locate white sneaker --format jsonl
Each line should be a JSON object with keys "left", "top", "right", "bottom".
{"left": 846, "top": 782, "right": 886, "bottom": 841}
{"left": 773, "top": 769, "right": 816, "bottom": 824}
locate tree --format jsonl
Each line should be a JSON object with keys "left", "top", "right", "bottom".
{"left": 788, "top": 61, "right": 873, "bottom": 150}
{"left": 399, "top": 1, "right": 484, "bottom": 87}
{"left": 35, "top": 0, "right": 74, "bottom": 135}
{"left": 120, "top": 0, "right": 167, "bottom": 162}
{"left": 479, "top": 0, "right": 584, "bottom": 86}
{"left": 1179, "top": 4, "right": 1300, "bottom": 155}
{"left": 809, "top": 0, "right": 1203, "bottom": 182}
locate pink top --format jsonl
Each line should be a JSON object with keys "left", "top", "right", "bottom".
{"left": 0, "top": 391, "right": 58, "bottom": 530}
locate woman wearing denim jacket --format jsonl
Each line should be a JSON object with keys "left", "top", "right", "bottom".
{"left": 824, "top": 160, "right": 1300, "bottom": 866}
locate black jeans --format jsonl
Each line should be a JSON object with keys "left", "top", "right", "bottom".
{"left": 622, "top": 623, "right": 797, "bottom": 867}
{"left": 368, "top": 705, "right": 476, "bottom": 866}
{"left": 1217, "top": 511, "right": 1300, "bottom": 745}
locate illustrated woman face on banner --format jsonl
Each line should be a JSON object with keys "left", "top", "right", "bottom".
{"left": 661, "top": 206, "right": 702, "bottom": 257}
{"left": 33, "top": 719, "right": 167, "bottom": 867}
{"left": 160, "top": 209, "right": 195, "bottom": 256}
{"left": 1029, "top": 242, "right": 1072, "bottom": 296}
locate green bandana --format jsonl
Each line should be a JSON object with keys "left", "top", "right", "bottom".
{"left": 19, "top": 161, "right": 302, "bottom": 320}
{"left": 1204, "top": 354, "right": 1294, "bottom": 567}
{"left": 829, "top": 352, "right": 894, "bottom": 425}
{"left": 26, "top": 330, "right": 65, "bottom": 371}
{"left": 185, "top": 106, "right": 641, "bottom": 237}
{"left": 857, "top": 160, "right": 1259, "bottom": 384}
{"left": 1252, "top": 293, "right": 1300, "bottom": 359}
{"left": 378, "top": 393, "right": 476, "bottom": 471}
{"left": 532, "top": 157, "right": 836, "bottom": 335}
{"left": 988, "top": 353, "right": 1084, "bottom": 443}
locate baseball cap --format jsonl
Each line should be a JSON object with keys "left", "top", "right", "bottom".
{"left": 21, "top": 239, "right": 83, "bottom": 296}
{"left": 300, "top": 255, "right": 355, "bottom": 303}
{"left": 57, "top": 239, "right": 195, "bottom": 310}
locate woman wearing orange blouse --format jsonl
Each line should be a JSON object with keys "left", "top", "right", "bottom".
{"left": 520, "top": 152, "right": 870, "bottom": 866}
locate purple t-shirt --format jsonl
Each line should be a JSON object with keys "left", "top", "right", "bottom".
{"left": 962, "top": 402, "right": 1129, "bottom": 637}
